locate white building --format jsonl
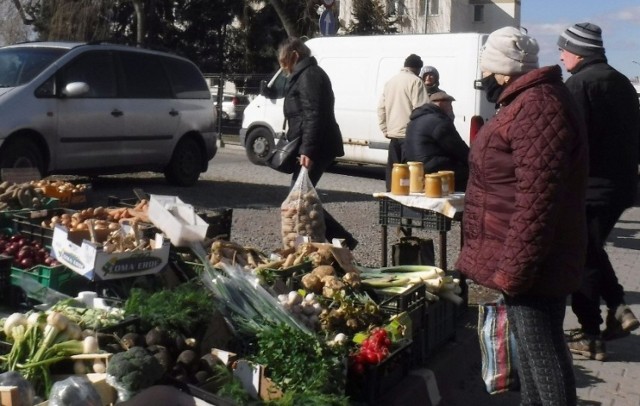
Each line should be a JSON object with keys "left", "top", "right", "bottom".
{"left": 331, "top": 0, "right": 520, "bottom": 34}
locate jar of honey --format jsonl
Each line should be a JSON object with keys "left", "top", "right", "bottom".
{"left": 438, "top": 171, "right": 455, "bottom": 195}
{"left": 407, "top": 161, "right": 424, "bottom": 194}
{"left": 391, "top": 163, "right": 410, "bottom": 195}
{"left": 424, "top": 174, "right": 443, "bottom": 198}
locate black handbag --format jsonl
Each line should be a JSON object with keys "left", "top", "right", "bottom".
{"left": 391, "top": 236, "right": 435, "bottom": 266}
{"left": 266, "top": 135, "right": 301, "bottom": 174}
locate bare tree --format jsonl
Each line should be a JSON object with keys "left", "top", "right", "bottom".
{"left": 0, "top": 0, "right": 32, "bottom": 44}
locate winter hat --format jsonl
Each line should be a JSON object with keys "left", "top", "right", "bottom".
{"left": 480, "top": 26, "right": 539, "bottom": 75}
{"left": 557, "top": 22, "right": 605, "bottom": 57}
{"left": 404, "top": 54, "right": 424, "bottom": 69}
{"left": 430, "top": 91, "right": 455, "bottom": 102}
{"left": 419, "top": 65, "right": 439, "bottom": 80}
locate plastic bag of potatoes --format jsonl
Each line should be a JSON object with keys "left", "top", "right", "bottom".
{"left": 281, "top": 167, "right": 326, "bottom": 248}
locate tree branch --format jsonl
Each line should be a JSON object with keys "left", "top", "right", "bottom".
{"left": 10, "top": 0, "right": 35, "bottom": 25}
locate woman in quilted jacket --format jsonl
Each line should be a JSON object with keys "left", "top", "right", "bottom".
{"left": 456, "top": 27, "right": 588, "bottom": 405}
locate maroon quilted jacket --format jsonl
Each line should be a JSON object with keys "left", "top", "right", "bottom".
{"left": 455, "top": 65, "right": 588, "bottom": 297}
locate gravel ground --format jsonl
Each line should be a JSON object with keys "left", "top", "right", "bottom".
{"left": 53, "top": 145, "right": 495, "bottom": 301}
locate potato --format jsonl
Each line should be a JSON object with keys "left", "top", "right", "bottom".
{"left": 313, "top": 265, "right": 335, "bottom": 278}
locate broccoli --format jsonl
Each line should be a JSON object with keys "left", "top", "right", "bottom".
{"left": 106, "top": 347, "right": 165, "bottom": 400}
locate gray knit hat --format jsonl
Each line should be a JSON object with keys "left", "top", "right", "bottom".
{"left": 419, "top": 65, "right": 439, "bottom": 80}
{"left": 557, "top": 22, "right": 605, "bottom": 57}
{"left": 480, "top": 26, "right": 539, "bottom": 75}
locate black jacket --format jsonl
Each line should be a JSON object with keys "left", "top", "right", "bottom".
{"left": 405, "top": 103, "right": 469, "bottom": 175}
{"left": 283, "top": 56, "right": 344, "bottom": 162}
{"left": 565, "top": 56, "right": 640, "bottom": 209}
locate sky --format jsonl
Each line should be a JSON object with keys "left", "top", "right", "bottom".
{"left": 521, "top": 1, "right": 640, "bottom": 81}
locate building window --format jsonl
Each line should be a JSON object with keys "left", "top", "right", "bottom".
{"left": 474, "top": 5, "right": 484, "bottom": 22}
{"left": 429, "top": 0, "right": 439, "bottom": 16}
{"left": 387, "top": 0, "right": 406, "bottom": 16}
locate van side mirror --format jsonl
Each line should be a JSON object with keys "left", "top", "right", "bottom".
{"left": 260, "top": 80, "right": 275, "bottom": 99}
{"left": 62, "top": 82, "right": 90, "bottom": 97}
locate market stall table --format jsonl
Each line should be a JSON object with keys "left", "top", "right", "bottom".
{"left": 373, "top": 192, "right": 464, "bottom": 270}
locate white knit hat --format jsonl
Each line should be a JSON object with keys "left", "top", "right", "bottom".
{"left": 480, "top": 27, "right": 539, "bottom": 75}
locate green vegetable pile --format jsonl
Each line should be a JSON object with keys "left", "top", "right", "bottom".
{"left": 123, "top": 280, "right": 216, "bottom": 335}
{"left": 252, "top": 323, "right": 348, "bottom": 404}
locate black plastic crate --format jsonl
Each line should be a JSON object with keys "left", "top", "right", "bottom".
{"left": 198, "top": 208, "right": 233, "bottom": 240}
{"left": 374, "top": 284, "right": 427, "bottom": 367}
{"left": 346, "top": 339, "right": 413, "bottom": 403}
{"left": 0, "top": 256, "right": 12, "bottom": 305}
{"left": 11, "top": 208, "right": 75, "bottom": 248}
{"left": 378, "top": 198, "right": 451, "bottom": 231}
{"left": 186, "top": 384, "right": 238, "bottom": 406}
{"left": 376, "top": 283, "right": 426, "bottom": 315}
{"left": 423, "top": 298, "right": 457, "bottom": 359}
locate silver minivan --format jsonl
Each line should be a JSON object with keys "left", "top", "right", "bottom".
{"left": 0, "top": 42, "right": 217, "bottom": 186}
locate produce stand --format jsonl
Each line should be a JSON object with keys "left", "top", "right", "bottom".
{"left": 0, "top": 180, "right": 467, "bottom": 405}
{"left": 374, "top": 192, "right": 464, "bottom": 270}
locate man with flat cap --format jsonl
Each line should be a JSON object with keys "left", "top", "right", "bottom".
{"left": 405, "top": 91, "right": 469, "bottom": 191}
{"left": 559, "top": 22, "right": 640, "bottom": 361}
{"left": 378, "top": 54, "right": 429, "bottom": 191}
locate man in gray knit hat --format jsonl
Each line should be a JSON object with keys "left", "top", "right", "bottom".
{"left": 559, "top": 22, "right": 640, "bottom": 361}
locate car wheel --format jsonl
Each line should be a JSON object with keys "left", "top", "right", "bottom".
{"left": 164, "top": 137, "right": 203, "bottom": 187}
{"left": 0, "top": 139, "right": 45, "bottom": 177}
{"left": 245, "top": 127, "right": 274, "bottom": 165}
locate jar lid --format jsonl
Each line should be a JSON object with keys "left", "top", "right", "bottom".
{"left": 393, "top": 163, "right": 408, "bottom": 167}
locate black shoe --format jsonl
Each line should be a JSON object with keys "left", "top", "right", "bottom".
{"left": 346, "top": 237, "right": 359, "bottom": 251}
{"left": 602, "top": 304, "right": 640, "bottom": 341}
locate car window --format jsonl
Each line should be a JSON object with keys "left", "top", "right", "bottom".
{"left": 163, "top": 57, "right": 210, "bottom": 99}
{"left": 58, "top": 51, "right": 117, "bottom": 98}
{"left": 118, "top": 51, "right": 172, "bottom": 98}
{"left": 0, "top": 47, "right": 67, "bottom": 87}
{"left": 270, "top": 72, "right": 287, "bottom": 99}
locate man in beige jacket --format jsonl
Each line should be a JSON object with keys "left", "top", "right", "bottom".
{"left": 378, "top": 54, "right": 429, "bottom": 191}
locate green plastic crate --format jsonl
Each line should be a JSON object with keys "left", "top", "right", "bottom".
{"left": 10, "top": 263, "right": 89, "bottom": 302}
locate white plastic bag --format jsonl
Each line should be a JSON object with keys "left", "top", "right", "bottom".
{"left": 280, "top": 167, "right": 326, "bottom": 248}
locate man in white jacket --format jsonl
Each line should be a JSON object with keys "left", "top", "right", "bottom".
{"left": 378, "top": 54, "right": 429, "bottom": 191}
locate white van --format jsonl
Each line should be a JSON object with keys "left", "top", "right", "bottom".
{"left": 239, "top": 33, "right": 494, "bottom": 165}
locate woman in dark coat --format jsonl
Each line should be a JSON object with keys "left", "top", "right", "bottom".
{"left": 278, "top": 37, "right": 357, "bottom": 249}
{"left": 456, "top": 27, "right": 588, "bottom": 405}
{"left": 405, "top": 91, "right": 469, "bottom": 191}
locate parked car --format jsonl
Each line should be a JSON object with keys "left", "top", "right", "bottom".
{"left": 214, "top": 93, "right": 250, "bottom": 122}
{"left": 0, "top": 41, "right": 217, "bottom": 186}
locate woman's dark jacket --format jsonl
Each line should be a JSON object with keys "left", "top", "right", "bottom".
{"left": 405, "top": 103, "right": 469, "bottom": 174}
{"left": 565, "top": 56, "right": 640, "bottom": 210}
{"left": 283, "top": 56, "right": 344, "bottom": 162}
{"left": 455, "top": 65, "right": 589, "bottom": 297}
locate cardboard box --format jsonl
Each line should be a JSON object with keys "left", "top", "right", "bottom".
{"left": 51, "top": 225, "right": 170, "bottom": 281}
{"left": 233, "top": 360, "right": 283, "bottom": 401}
{"left": 0, "top": 386, "right": 21, "bottom": 406}
{"left": 148, "top": 194, "right": 208, "bottom": 247}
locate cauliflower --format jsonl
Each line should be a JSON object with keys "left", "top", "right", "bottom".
{"left": 106, "top": 347, "right": 164, "bottom": 401}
